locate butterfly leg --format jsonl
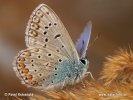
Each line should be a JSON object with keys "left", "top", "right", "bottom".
{"left": 79, "top": 75, "right": 86, "bottom": 88}
{"left": 81, "top": 79, "right": 86, "bottom": 88}
{"left": 86, "top": 71, "right": 95, "bottom": 80}
{"left": 76, "top": 73, "right": 86, "bottom": 88}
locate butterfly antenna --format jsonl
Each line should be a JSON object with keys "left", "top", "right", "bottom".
{"left": 89, "top": 33, "right": 101, "bottom": 48}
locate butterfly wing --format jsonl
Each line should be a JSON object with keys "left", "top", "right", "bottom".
{"left": 13, "top": 47, "right": 70, "bottom": 90}
{"left": 25, "top": 4, "right": 79, "bottom": 59}
{"left": 13, "top": 4, "right": 80, "bottom": 90}
{"left": 76, "top": 22, "right": 92, "bottom": 58}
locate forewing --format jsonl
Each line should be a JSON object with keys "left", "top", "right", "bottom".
{"left": 13, "top": 47, "right": 68, "bottom": 89}
{"left": 25, "top": 4, "right": 79, "bottom": 59}
{"left": 76, "top": 21, "right": 92, "bottom": 58}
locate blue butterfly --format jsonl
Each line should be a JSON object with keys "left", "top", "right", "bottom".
{"left": 13, "top": 4, "right": 94, "bottom": 91}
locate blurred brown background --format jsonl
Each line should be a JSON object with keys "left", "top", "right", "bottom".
{"left": 0, "top": 0, "right": 133, "bottom": 98}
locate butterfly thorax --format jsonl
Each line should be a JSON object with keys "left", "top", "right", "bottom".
{"left": 73, "top": 58, "right": 89, "bottom": 83}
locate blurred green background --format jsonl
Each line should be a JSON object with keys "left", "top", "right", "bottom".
{"left": 0, "top": 0, "right": 133, "bottom": 98}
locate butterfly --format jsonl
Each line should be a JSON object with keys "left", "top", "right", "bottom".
{"left": 13, "top": 4, "right": 93, "bottom": 91}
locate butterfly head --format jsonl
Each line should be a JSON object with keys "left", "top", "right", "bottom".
{"left": 80, "top": 56, "right": 89, "bottom": 69}
{"left": 80, "top": 56, "right": 88, "bottom": 65}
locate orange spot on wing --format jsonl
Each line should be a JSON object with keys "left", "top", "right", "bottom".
{"left": 32, "top": 30, "right": 38, "bottom": 36}
{"left": 18, "top": 57, "right": 25, "bottom": 62}
{"left": 19, "top": 63, "right": 25, "bottom": 68}
{"left": 25, "top": 51, "right": 31, "bottom": 57}
{"left": 27, "top": 74, "right": 33, "bottom": 80}
{"left": 23, "top": 68, "right": 29, "bottom": 74}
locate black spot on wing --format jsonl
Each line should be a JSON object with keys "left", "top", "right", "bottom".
{"left": 82, "top": 40, "right": 85, "bottom": 45}
{"left": 38, "top": 55, "right": 41, "bottom": 58}
{"left": 43, "top": 44, "right": 47, "bottom": 48}
{"left": 54, "top": 34, "right": 61, "bottom": 39}
{"left": 46, "top": 12, "right": 49, "bottom": 15}
{"left": 62, "top": 45, "right": 64, "bottom": 48}
{"left": 59, "top": 59, "right": 62, "bottom": 62}
{"left": 45, "top": 26, "right": 48, "bottom": 29}
{"left": 55, "top": 68, "right": 57, "bottom": 70}
{"left": 45, "top": 38, "right": 48, "bottom": 42}
{"left": 49, "top": 23, "right": 52, "bottom": 26}
{"left": 39, "top": 73, "right": 42, "bottom": 76}
{"left": 48, "top": 53, "right": 51, "bottom": 56}
{"left": 31, "top": 60, "right": 34, "bottom": 62}
{"left": 43, "top": 31, "right": 47, "bottom": 35}
{"left": 54, "top": 23, "right": 57, "bottom": 26}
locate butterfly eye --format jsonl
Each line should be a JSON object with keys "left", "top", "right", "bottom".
{"left": 80, "top": 59, "right": 87, "bottom": 65}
